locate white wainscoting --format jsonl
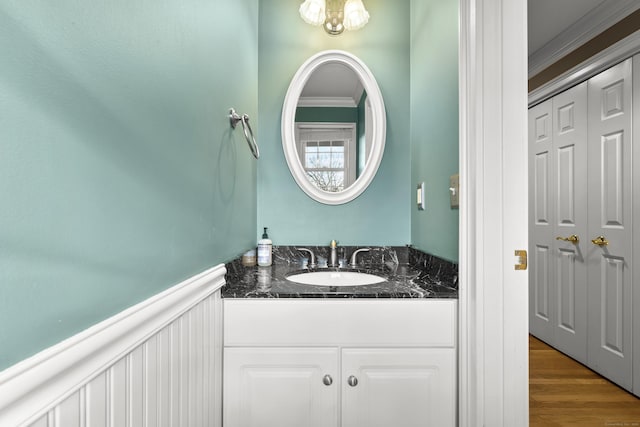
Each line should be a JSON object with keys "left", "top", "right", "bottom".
{"left": 0, "top": 264, "right": 226, "bottom": 427}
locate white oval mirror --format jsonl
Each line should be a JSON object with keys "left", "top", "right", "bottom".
{"left": 281, "top": 50, "right": 386, "bottom": 205}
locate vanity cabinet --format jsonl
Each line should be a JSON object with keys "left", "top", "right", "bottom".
{"left": 223, "top": 299, "right": 457, "bottom": 427}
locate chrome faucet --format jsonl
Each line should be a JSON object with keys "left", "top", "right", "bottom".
{"left": 295, "top": 247, "right": 317, "bottom": 269}
{"left": 349, "top": 248, "right": 371, "bottom": 268}
{"left": 328, "top": 240, "right": 339, "bottom": 267}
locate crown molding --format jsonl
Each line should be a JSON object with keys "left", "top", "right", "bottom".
{"left": 297, "top": 96, "right": 358, "bottom": 107}
{"left": 529, "top": 31, "right": 640, "bottom": 107}
{"left": 528, "top": 0, "right": 640, "bottom": 78}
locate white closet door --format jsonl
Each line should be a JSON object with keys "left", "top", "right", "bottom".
{"left": 587, "top": 58, "right": 633, "bottom": 391}
{"left": 552, "top": 82, "right": 588, "bottom": 364}
{"left": 528, "top": 82, "right": 589, "bottom": 364}
{"left": 633, "top": 54, "right": 640, "bottom": 398}
{"left": 529, "top": 99, "right": 555, "bottom": 344}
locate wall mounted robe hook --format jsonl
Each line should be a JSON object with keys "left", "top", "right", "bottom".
{"left": 229, "top": 108, "right": 259, "bottom": 159}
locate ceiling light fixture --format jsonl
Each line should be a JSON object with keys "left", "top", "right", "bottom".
{"left": 299, "top": 0, "right": 369, "bottom": 36}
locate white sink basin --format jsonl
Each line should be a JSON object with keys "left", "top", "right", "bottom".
{"left": 286, "top": 271, "right": 386, "bottom": 287}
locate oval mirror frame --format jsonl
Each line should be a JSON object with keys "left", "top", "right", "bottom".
{"left": 282, "top": 50, "right": 386, "bottom": 205}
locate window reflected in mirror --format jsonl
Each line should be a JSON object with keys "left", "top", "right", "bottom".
{"left": 297, "top": 125, "right": 352, "bottom": 192}
{"left": 294, "top": 61, "right": 373, "bottom": 193}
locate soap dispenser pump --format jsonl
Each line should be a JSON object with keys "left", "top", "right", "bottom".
{"left": 257, "top": 227, "right": 273, "bottom": 267}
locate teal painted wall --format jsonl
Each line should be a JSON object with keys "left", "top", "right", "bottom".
{"left": 0, "top": 0, "right": 460, "bottom": 372}
{"left": 410, "top": 0, "right": 459, "bottom": 262}
{"left": 0, "top": 0, "right": 258, "bottom": 371}
{"left": 257, "top": 0, "right": 411, "bottom": 246}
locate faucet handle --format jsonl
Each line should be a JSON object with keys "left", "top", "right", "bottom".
{"left": 295, "top": 247, "right": 317, "bottom": 269}
{"left": 349, "top": 248, "right": 371, "bottom": 268}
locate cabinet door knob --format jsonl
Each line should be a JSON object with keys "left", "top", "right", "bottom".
{"left": 347, "top": 375, "right": 358, "bottom": 387}
{"left": 322, "top": 374, "right": 333, "bottom": 386}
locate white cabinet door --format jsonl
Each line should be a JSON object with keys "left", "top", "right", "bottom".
{"left": 341, "top": 348, "right": 456, "bottom": 427}
{"left": 223, "top": 347, "right": 339, "bottom": 427}
{"left": 587, "top": 58, "right": 633, "bottom": 391}
{"left": 552, "top": 82, "right": 589, "bottom": 364}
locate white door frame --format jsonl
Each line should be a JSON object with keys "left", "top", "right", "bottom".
{"left": 459, "top": 0, "right": 529, "bottom": 425}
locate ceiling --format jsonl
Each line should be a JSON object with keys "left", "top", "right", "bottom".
{"left": 299, "top": 62, "right": 364, "bottom": 106}
{"left": 302, "top": 1, "right": 629, "bottom": 86}
{"left": 527, "top": 0, "right": 607, "bottom": 55}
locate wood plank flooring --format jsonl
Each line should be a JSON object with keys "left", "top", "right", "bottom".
{"left": 530, "top": 335, "right": 640, "bottom": 426}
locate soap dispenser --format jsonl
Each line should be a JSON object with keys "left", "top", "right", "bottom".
{"left": 257, "top": 227, "right": 273, "bottom": 267}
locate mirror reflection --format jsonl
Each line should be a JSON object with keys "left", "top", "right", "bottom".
{"left": 295, "top": 62, "right": 372, "bottom": 193}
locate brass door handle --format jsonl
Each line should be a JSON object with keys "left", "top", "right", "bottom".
{"left": 591, "top": 236, "right": 609, "bottom": 246}
{"left": 556, "top": 235, "right": 579, "bottom": 244}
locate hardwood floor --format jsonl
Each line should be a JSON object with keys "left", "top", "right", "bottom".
{"left": 530, "top": 335, "right": 640, "bottom": 426}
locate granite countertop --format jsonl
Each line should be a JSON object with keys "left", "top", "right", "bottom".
{"left": 222, "top": 246, "right": 458, "bottom": 299}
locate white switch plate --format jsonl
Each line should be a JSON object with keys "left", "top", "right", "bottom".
{"left": 449, "top": 174, "right": 459, "bottom": 208}
{"left": 417, "top": 182, "right": 425, "bottom": 210}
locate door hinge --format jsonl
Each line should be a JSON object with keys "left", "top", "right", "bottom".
{"left": 515, "top": 250, "right": 527, "bottom": 270}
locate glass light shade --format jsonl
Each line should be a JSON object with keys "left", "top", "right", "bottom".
{"left": 343, "top": 0, "right": 369, "bottom": 31}
{"left": 299, "top": 0, "right": 326, "bottom": 26}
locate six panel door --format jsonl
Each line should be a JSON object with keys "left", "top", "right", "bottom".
{"left": 586, "top": 58, "right": 633, "bottom": 390}
{"left": 552, "top": 82, "right": 589, "bottom": 364}
{"left": 528, "top": 81, "right": 589, "bottom": 364}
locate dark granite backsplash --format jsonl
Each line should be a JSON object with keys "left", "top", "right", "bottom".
{"left": 222, "top": 245, "right": 458, "bottom": 299}
{"left": 408, "top": 247, "right": 459, "bottom": 289}
{"left": 272, "top": 245, "right": 409, "bottom": 269}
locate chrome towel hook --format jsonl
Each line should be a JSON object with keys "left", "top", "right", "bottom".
{"left": 229, "top": 108, "right": 259, "bottom": 159}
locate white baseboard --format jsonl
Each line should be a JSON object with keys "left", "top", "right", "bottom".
{"left": 0, "top": 264, "right": 226, "bottom": 427}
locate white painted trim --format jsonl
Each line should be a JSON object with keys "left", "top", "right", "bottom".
{"left": 529, "top": 30, "right": 640, "bottom": 107}
{"left": 223, "top": 299, "right": 457, "bottom": 347}
{"left": 459, "top": 0, "right": 529, "bottom": 425}
{"left": 633, "top": 54, "right": 640, "bottom": 398}
{"left": 457, "top": 0, "right": 478, "bottom": 423}
{"left": 281, "top": 50, "right": 386, "bottom": 205}
{"left": 298, "top": 96, "right": 358, "bottom": 107}
{"left": 0, "top": 264, "right": 226, "bottom": 427}
{"left": 528, "top": 0, "right": 640, "bottom": 78}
